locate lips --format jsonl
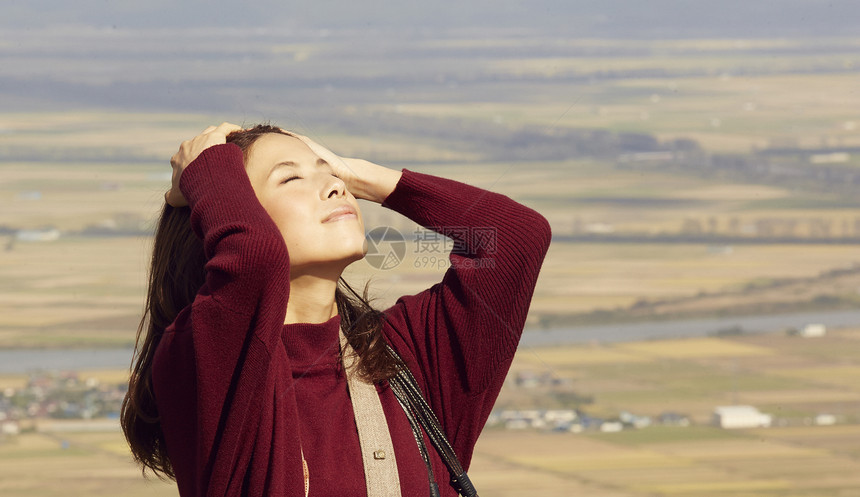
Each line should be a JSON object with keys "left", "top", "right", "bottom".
{"left": 322, "top": 204, "right": 357, "bottom": 223}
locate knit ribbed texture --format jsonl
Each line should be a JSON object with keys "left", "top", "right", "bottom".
{"left": 380, "top": 168, "right": 552, "bottom": 470}
{"left": 154, "top": 144, "right": 304, "bottom": 497}
{"left": 151, "top": 146, "right": 551, "bottom": 497}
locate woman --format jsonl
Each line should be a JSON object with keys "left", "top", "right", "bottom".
{"left": 122, "top": 122, "right": 551, "bottom": 496}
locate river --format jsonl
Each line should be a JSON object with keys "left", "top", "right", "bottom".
{"left": 2, "top": 309, "right": 860, "bottom": 373}
{"left": 0, "top": 348, "right": 135, "bottom": 374}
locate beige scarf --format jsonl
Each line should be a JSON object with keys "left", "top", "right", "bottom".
{"left": 339, "top": 327, "right": 402, "bottom": 496}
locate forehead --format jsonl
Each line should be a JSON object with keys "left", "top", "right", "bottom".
{"left": 246, "top": 133, "right": 317, "bottom": 171}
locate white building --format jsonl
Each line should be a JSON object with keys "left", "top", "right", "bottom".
{"left": 814, "top": 414, "right": 836, "bottom": 426}
{"left": 493, "top": 409, "right": 580, "bottom": 431}
{"left": 799, "top": 324, "right": 826, "bottom": 338}
{"left": 599, "top": 421, "right": 623, "bottom": 433}
{"left": 15, "top": 228, "right": 60, "bottom": 242}
{"left": 1, "top": 421, "right": 20, "bottom": 436}
{"left": 713, "top": 405, "right": 772, "bottom": 429}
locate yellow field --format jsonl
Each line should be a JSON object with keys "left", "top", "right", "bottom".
{"left": 616, "top": 338, "right": 773, "bottom": 359}
{"left": 771, "top": 365, "right": 860, "bottom": 389}
{"left": 516, "top": 344, "right": 650, "bottom": 367}
{"left": 74, "top": 369, "right": 131, "bottom": 385}
{"left": 389, "top": 68, "right": 860, "bottom": 154}
{"left": 471, "top": 427, "right": 860, "bottom": 496}
{"left": 0, "top": 374, "right": 28, "bottom": 390}
{"left": 493, "top": 331, "right": 860, "bottom": 495}
{"left": 4, "top": 102, "right": 860, "bottom": 346}
{"left": 0, "top": 236, "right": 145, "bottom": 347}
{"left": 0, "top": 432, "right": 177, "bottom": 497}
{"left": 3, "top": 33, "right": 860, "bottom": 496}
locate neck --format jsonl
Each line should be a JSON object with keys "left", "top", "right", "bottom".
{"left": 284, "top": 269, "right": 342, "bottom": 324}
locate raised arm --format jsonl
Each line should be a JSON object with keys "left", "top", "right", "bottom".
{"left": 273, "top": 133, "right": 551, "bottom": 469}
{"left": 294, "top": 132, "right": 550, "bottom": 384}
{"left": 152, "top": 125, "right": 304, "bottom": 496}
{"left": 379, "top": 168, "right": 552, "bottom": 467}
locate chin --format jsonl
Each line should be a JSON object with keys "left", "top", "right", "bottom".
{"left": 346, "top": 252, "right": 365, "bottom": 265}
{"left": 337, "top": 242, "right": 367, "bottom": 265}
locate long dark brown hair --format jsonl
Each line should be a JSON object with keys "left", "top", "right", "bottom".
{"left": 121, "top": 125, "right": 400, "bottom": 479}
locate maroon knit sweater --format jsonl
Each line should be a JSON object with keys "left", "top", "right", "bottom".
{"left": 152, "top": 144, "right": 551, "bottom": 496}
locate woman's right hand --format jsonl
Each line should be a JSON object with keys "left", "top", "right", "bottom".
{"left": 165, "top": 122, "right": 243, "bottom": 207}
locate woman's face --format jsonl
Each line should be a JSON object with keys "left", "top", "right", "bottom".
{"left": 244, "top": 133, "right": 367, "bottom": 274}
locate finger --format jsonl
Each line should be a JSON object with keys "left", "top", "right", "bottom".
{"left": 297, "top": 136, "right": 338, "bottom": 161}
{"left": 291, "top": 133, "right": 313, "bottom": 144}
{"left": 201, "top": 125, "right": 217, "bottom": 134}
{"left": 293, "top": 134, "right": 330, "bottom": 156}
{"left": 215, "top": 122, "right": 243, "bottom": 134}
{"left": 291, "top": 133, "right": 318, "bottom": 151}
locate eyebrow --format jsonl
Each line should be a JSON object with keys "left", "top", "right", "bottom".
{"left": 267, "top": 158, "right": 330, "bottom": 178}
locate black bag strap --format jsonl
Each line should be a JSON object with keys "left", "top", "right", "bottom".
{"left": 386, "top": 345, "right": 479, "bottom": 497}
{"left": 391, "top": 381, "right": 441, "bottom": 497}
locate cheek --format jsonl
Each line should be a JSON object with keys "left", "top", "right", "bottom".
{"left": 262, "top": 197, "right": 310, "bottom": 239}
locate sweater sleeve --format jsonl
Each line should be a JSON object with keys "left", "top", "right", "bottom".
{"left": 151, "top": 144, "right": 305, "bottom": 496}
{"left": 380, "top": 168, "right": 551, "bottom": 468}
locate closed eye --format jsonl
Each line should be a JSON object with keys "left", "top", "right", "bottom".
{"left": 279, "top": 172, "right": 339, "bottom": 185}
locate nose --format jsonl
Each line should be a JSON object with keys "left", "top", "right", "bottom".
{"left": 323, "top": 174, "right": 347, "bottom": 199}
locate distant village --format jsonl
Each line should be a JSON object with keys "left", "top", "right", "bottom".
{"left": 488, "top": 324, "right": 841, "bottom": 435}
{"left": 487, "top": 367, "right": 839, "bottom": 435}
{"left": 0, "top": 371, "right": 125, "bottom": 438}
{"left": 0, "top": 367, "right": 808, "bottom": 440}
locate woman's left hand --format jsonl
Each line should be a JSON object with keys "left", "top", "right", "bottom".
{"left": 289, "top": 133, "right": 360, "bottom": 191}
{"left": 290, "top": 133, "right": 402, "bottom": 204}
